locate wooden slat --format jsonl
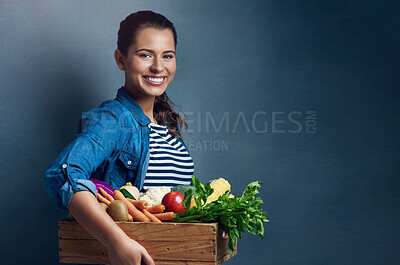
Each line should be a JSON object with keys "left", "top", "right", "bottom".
{"left": 59, "top": 239, "right": 216, "bottom": 263}
{"left": 140, "top": 240, "right": 216, "bottom": 260}
{"left": 154, "top": 261, "right": 217, "bottom": 265}
{"left": 59, "top": 239, "right": 108, "bottom": 264}
{"left": 58, "top": 220, "right": 236, "bottom": 264}
{"left": 216, "top": 229, "right": 237, "bottom": 265}
{"left": 216, "top": 242, "right": 237, "bottom": 265}
{"left": 59, "top": 220, "right": 216, "bottom": 241}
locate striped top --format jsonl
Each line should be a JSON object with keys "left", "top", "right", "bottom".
{"left": 143, "top": 123, "right": 194, "bottom": 190}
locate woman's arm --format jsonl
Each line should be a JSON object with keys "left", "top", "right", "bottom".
{"left": 44, "top": 106, "right": 154, "bottom": 264}
{"left": 43, "top": 106, "right": 121, "bottom": 209}
{"left": 68, "top": 190, "right": 155, "bottom": 265}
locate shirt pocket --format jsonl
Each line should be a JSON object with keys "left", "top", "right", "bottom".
{"left": 118, "top": 150, "right": 139, "bottom": 170}
{"left": 110, "top": 150, "right": 140, "bottom": 188}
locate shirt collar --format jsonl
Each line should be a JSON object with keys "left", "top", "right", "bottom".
{"left": 116, "top": 86, "right": 151, "bottom": 126}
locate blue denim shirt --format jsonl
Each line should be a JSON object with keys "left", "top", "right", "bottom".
{"left": 43, "top": 87, "right": 187, "bottom": 210}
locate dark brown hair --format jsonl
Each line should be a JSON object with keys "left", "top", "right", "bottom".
{"left": 117, "top": 10, "right": 186, "bottom": 138}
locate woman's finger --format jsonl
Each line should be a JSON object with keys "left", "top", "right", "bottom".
{"left": 142, "top": 251, "right": 155, "bottom": 265}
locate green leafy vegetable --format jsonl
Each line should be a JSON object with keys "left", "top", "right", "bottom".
{"left": 174, "top": 176, "right": 269, "bottom": 254}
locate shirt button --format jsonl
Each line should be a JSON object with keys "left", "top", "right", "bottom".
{"left": 127, "top": 160, "right": 132, "bottom": 165}
{"left": 62, "top": 164, "right": 67, "bottom": 169}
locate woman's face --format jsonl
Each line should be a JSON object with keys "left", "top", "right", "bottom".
{"left": 119, "top": 27, "right": 176, "bottom": 99}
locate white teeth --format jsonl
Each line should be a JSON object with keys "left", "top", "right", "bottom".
{"left": 146, "top": 77, "right": 164, "bottom": 83}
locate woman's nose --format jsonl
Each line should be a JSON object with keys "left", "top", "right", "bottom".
{"left": 150, "top": 57, "right": 163, "bottom": 73}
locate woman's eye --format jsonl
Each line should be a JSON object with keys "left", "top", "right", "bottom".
{"left": 163, "top": 54, "right": 174, "bottom": 59}
{"left": 139, "top": 54, "right": 152, "bottom": 58}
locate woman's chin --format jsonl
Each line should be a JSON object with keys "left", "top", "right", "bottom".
{"left": 145, "top": 86, "right": 168, "bottom": 97}
{"left": 126, "top": 85, "right": 167, "bottom": 99}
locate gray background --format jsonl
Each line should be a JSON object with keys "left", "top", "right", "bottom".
{"left": 1, "top": 0, "right": 399, "bottom": 264}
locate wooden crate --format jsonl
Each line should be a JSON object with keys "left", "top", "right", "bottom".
{"left": 59, "top": 220, "right": 237, "bottom": 264}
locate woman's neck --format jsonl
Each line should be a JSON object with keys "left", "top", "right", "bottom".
{"left": 124, "top": 86, "right": 156, "bottom": 123}
{"left": 137, "top": 97, "right": 156, "bottom": 123}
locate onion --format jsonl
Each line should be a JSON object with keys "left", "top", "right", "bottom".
{"left": 89, "top": 179, "right": 114, "bottom": 197}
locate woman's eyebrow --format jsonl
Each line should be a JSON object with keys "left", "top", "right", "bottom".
{"left": 136, "top": 48, "right": 153, "bottom": 53}
{"left": 136, "top": 48, "right": 175, "bottom": 54}
{"left": 163, "top": 50, "right": 176, "bottom": 54}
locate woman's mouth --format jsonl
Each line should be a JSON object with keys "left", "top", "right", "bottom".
{"left": 143, "top": 76, "right": 166, "bottom": 86}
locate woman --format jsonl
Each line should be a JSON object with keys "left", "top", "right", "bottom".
{"left": 43, "top": 11, "right": 194, "bottom": 265}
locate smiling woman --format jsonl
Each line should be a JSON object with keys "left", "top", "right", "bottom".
{"left": 115, "top": 27, "right": 177, "bottom": 114}
{"left": 43, "top": 10, "right": 194, "bottom": 265}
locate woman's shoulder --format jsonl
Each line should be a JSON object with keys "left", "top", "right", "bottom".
{"left": 84, "top": 98, "right": 136, "bottom": 118}
{"left": 79, "top": 99, "right": 122, "bottom": 122}
{"left": 79, "top": 99, "right": 140, "bottom": 131}
{"left": 98, "top": 99, "right": 125, "bottom": 113}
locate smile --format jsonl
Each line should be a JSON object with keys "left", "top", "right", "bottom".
{"left": 143, "top": 76, "right": 166, "bottom": 86}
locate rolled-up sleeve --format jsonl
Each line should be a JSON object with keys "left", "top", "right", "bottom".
{"left": 58, "top": 177, "right": 97, "bottom": 209}
{"left": 43, "top": 107, "right": 121, "bottom": 209}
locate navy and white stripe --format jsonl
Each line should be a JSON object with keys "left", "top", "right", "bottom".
{"left": 143, "top": 123, "right": 194, "bottom": 190}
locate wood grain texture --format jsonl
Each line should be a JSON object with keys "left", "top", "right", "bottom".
{"left": 58, "top": 220, "right": 236, "bottom": 264}
{"left": 59, "top": 221, "right": 216, "bottom": 241}
{"left": 215, "top": 229, "right": 237, "bottom": 265}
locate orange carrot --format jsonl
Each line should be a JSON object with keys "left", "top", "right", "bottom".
{"left": 141, "top": 208, "right": 162, "bottom": 223}
{"left": 128, "top": 214, "right": 133, "bottom": 222}
{"left": 147, "top": 204, "right": 165, "bottom": 214}
{"left": 153, "top": 212, "right": 175, "bottom": 221}
{"left": 96, "top": 193, "right": 111, "bottom": 206}
{"left": 114, "top": 190, "right": 150, "bottom": 222}
{"left": 99, "top": 187, "right": 114, "bottom": 202}
{"left": 126, "top": 198, "right": 148, "bottom": 210}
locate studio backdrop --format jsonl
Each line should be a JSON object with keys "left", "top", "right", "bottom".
{"left": 0, "top": 1, "right": 399, "bottom": 265}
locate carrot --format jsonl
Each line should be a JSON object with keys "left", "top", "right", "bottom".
{"left": 126, "top": 198, "right": 148, "bottom": 210}
{"left": 99, "top": 187, "right": 114, "bottom": 202}
{"left": 153, "top": 212, "right": 176, "bottom": 221}
{"left": 141, "top": 208, "right": 162, "bottom": 223}
{"left": 96, "top": 193, "right": 111, "bottom": 206}
{"left": 128, "top": 214, "right": 133, "bottom": 222}
{"left": 113, "top": 190, "right": 150, "bottom": 222}
{"left": 147, "top": 204, "right": 165, "bottom": 214}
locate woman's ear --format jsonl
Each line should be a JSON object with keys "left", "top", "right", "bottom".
{"left": 114, "top": 49, "right": 126, "bottom": 70}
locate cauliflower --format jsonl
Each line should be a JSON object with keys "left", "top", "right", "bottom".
{"left": 140, "top": 186, "right": 171, "bottom": 207}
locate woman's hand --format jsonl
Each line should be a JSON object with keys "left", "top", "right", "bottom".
{"left": 107, "top": 236, "right": 155, "bottom": 265}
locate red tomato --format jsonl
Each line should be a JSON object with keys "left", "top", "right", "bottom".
{"left": 162, "top": 192, "right": 186, "bottom": 213}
